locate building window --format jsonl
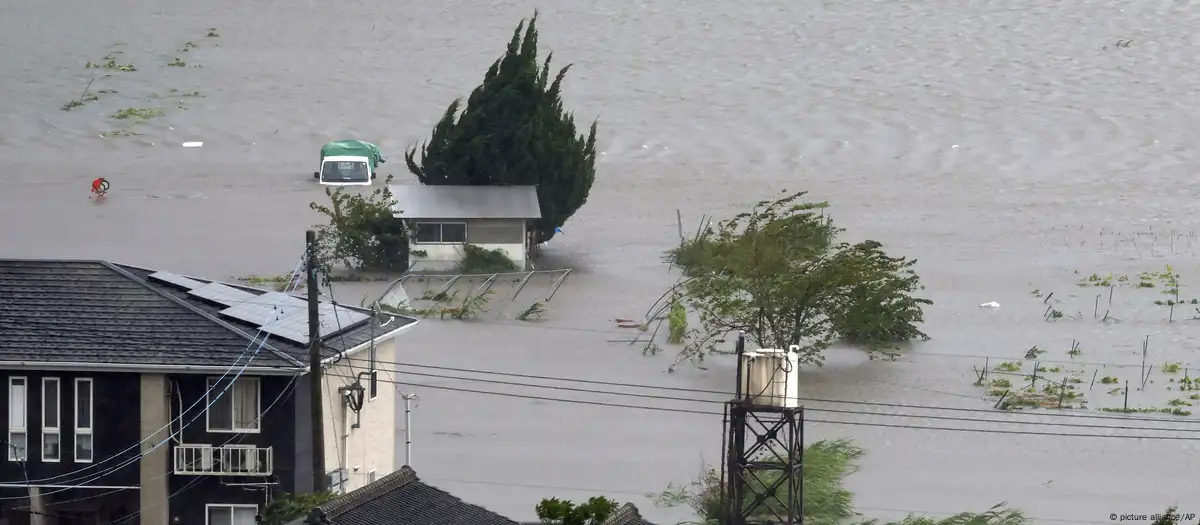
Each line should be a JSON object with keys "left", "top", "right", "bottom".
{"left": 368, "top": 469, "right": 377, "bottom": 483}
{"left": 42, "top": 378, "right": 60, "bottom": 462}
{"left": 8, "top": 377, "right": 27, "bottom": 461}
{"left": 75, "top": 378, "right": 93, "bottom": 463}
{"left": 205, "top": 504, "right": 257, "bottom": 525}
{"left": 207, "top": 377, "right": 261, "bottom": 433}
{"left": 413, "top": 222, "right": 466, "bottom": 244}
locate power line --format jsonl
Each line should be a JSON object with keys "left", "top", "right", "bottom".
{"left": 387, "top": 315, "right": 1200, "bottom": 372}
{"left": 348, "top": 368, "right": 1200, "bottom": 434}
{"left": 10, "top": 255, "right": 308, "bottom": 488}
{"left": 369, "top": 359, "right": 1200, "bottom": 425}
{"left": 324, "top": 372, "right": 1200, "bottom": 441}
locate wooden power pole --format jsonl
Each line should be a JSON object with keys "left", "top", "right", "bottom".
{"left": 307, "top": 230, "right": 327, "bottom": 492}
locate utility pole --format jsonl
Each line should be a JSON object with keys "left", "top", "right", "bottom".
{"left": 402, "top": 394, "right": 417, "bottom": 467}
{"left": 307, "top": 230, "right": 327, "bottom": 492}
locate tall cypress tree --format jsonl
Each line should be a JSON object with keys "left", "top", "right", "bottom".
{"left": 405, "top": 11, "right": 598, "bottom": 243}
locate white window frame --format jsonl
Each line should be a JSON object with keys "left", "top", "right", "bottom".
{"left": 412, "top": 221, "right": 467, "bottom": 244}
{"left": 41, "top": 378, "right": 61, "bottom": 462}
{"left": 8, "top": 377, "right": 27, "bottom": 461}
{"left": 204, "top": 503, "right": 259, "bottom": 525}
{"left": 74, "top": 378, "right": 94, "bottom": 463}
{"left": 368, "top": 469, "right": 377, "bottom": 484}
{"left": 205, "top": 377, "right": 262, "bottom": 434}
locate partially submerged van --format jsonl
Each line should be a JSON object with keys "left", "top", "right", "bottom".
{"left": 314, "top": 140, "right": 385, "bottom": 186}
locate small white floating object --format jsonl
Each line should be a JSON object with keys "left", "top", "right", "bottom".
{"left": 979, "top": 301, "right": 1000, "bottom": 308}
{"left": 182, "top": 141, "right": 203, "bottom": 148}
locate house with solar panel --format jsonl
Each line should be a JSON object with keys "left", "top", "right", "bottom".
{"left": 0, "top": 259, "right": 418, "bottom": 525}
{"left": 389, "top": 184, "right": 542, "bottom": 271}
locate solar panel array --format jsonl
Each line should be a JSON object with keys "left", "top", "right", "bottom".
{"left": 218, "top": 292, "right": 306, "bottom": 326}
{"left": 148, "top": 271, "right": 205, "bottom": 290}
{"left": 259, "top": 304, "right": 372, "bottom": 345}
{"left": 188, "top": 282, "right": 257, "bottom": 306}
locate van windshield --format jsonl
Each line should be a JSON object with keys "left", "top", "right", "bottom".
{"left": 321, "top": 161, "right": 370, "bottom": 183}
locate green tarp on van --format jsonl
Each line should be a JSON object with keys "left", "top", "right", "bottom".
{"left": 320, "top": 140, "right": 386, "bottom": 168}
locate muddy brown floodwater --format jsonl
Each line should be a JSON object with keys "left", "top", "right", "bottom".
{"left": 4, "top": 0, "right": 1200, "bottom": 522}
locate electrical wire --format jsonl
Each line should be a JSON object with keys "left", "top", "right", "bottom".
{"left": 9, "top": 255, "right": 308, "bottom": 489}
{"left": 368, "top": 359, "right": 1200, "bottom": 425}
{"left": 324, "top": 371, "right": 1200, "bottom": 441}
{"left": 335, "top": 368, "right": 1200, "bottom": 434}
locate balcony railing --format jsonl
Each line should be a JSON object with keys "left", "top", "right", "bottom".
{"left": 173, "top": 444, "right": 273, "bottom": 476}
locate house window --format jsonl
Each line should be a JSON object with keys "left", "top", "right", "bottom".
{"left": 207, "top": 377, "right": 261, "bottom": 433}
{"left": 368, "top": 469, "right": 377, "bottom": 483}
{"left": 205, "top": 504, "right": 257, "bottom": 525}
{"left": 75, "top": 378, "right": 93, "bottom": 463}
{"left": 413, "top": 222, "right": 466, "bottom": 244}
{"left": 42, "top": 378, "right": 61, "bottom": 462}
{"left": 8, "top": 377, "right": 27, "bottom": 461}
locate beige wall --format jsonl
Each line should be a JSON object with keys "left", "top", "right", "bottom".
{"left": 139, "top": 374, "right": 170, "bottom": 525}
{"left": 320, "top": 336, "right": 396, "bottom": 493}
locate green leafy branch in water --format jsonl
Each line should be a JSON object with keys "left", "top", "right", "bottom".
{"left": 386, "top": 290, "right": 495, "bottom": 320}
{"left": 667, "top": 297, "right": 687, "bottom": 344}
{"left": 517, "top": 301, "right": 547, "bottom": 321}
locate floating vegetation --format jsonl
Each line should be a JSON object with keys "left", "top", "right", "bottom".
{"left": 85, "top": 55, "right": 136, "bottom": 72}
{"left": 206, "top": 27, "right": 220, "bottom": 37}
{"left": 1167, "top": 398, "right": 1192, "bottom": 407}
{"left": 989, "top": 379, "right": 1011, "bottom": 388}
{"left": 996, "top": 362, "right": 1021, "bottom": 372}
{"left": 180, "top": 41, "right": 197, "bottom": 53}
{"left": 1162, "top": 362, "right": 1182, "bottom": 374}
{"left": 164, "top": 88, "right": 203, "bottom": 97}
{"left": 1098, "top": 406, "right": 1191, "bottom": 416}
{"left": 167, "top": 57, "right": 187, "bottom": 67}
{"left": 61, "top": 100, "right": 84, "bottom": 111}
{"left": 1099, "top": 376, "right": 1119, "bottom": 384}
{"left": 99, "top": 130, "right": 141, "bottom": 138}
{"left": 1024, "top": 346, "right": 1045, "bottom": 359}
{"left": 111, "top": 108, "right": 164, "bottom": 120}
{"left": 1106, "top": 388, "right": 1123, "bottom": 395}
{"left": 1067, "top": 340, "right": 1082, "bottom": 357}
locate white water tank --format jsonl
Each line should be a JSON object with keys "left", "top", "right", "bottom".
{"left": 738, "top": 345, "right": 801, "bottom": 408}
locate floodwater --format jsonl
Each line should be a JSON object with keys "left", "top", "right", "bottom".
{"left": 4, "top": 0, "right": 1200, "bottom": 522}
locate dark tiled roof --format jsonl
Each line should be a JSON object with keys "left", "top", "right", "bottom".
{"left": 291, "top": 466, "right": 519, "bottom": 525}
{"left": 0, "top": 259, "right": 416, "bottom": 370}
{"left": 601, "top": 503, "right": 657, "bottom": 525}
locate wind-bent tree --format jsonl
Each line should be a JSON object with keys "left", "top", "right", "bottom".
{"left": 405, "top": 11, "right": 598, "bottom": 244}
{"left": 665, "top": 190, "right": 931, "bottom": 365}
{"left": 309, "top": 175, "right": 407, "bottom": 272}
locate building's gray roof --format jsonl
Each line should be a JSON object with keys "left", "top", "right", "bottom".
{"left": 288, "top": 466, "right": 519, "bottom": 525}
{"left": 0, "top": 259, "right": 417, "bottom": 371}
{"left": 390, "top": 184, "right": 541, "bottom": 220}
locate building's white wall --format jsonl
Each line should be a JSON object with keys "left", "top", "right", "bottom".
{"left": 320, "top": 336, "right": 396, "bottom": 493}
{"left": 410, "top": 243, "right": 526, "bottom": 267}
